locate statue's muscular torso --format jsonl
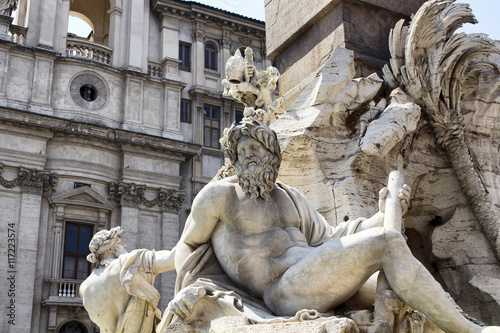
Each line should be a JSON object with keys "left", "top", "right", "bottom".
{"left": 210, "top": 176, "right": 314, "bottom": 298}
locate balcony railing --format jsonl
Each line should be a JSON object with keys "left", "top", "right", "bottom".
{"left": 66, "top": 37, "right": 112, "bottom": 65}
{"left": 48, "top": 279, "right": 83, "bottom": 299}
{"left": 9, "top": 24, "right": 27, "bottom": 45}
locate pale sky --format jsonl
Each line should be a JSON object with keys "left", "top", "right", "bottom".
{"left": 67, "top": 0, "right": 499, "bottom": 41}
{"left": 187, "top": 0, "right": 499, "bottom": 40}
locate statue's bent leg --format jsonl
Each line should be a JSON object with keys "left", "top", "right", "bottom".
{"left": 263, "top": 227, "right": 484, "bottom": 333}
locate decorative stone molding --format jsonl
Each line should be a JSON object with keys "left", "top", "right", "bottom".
{"left": 108, "top": 182, "right": 185, "bottom": 213}
{"left": 0, "top": 163, "right": 58, "bottom": 196}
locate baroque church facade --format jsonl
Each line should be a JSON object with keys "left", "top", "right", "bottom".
{"left": 0, "top": 0, "right": 267, "bottom": 332}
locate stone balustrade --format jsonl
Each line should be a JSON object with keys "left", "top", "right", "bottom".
{"left": 148, "top": 60, "right": 162, "bottom": 77}
{"left": 8, "top": 24, "right": 26, "bottom": 45}
{"left": 49, "top": 279, "right": 82, "bottom": 299}
{"left": 66, "top": 38, "right": 112, "bottom": 64}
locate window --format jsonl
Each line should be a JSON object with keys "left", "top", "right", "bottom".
{"left": 235, "top": 110, "right": 244, "bottom": 124}
{"left": 204, "top": 42, "right": 217, "bottom": 71}
{"left": 74, "top": 182, "right": 91, "bottom": 189}
{"left": 179, "top": 42, "right": 191, "bottom": 71}
{"left": 180, "top": 99, "right": 191, "bottom": 123}
{"left": 203, "top": 105, "right": 220, "bottom": 149}
{"left": 62, "top": 222, "right": 92, "bottom": 280}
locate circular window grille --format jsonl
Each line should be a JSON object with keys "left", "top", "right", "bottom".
{"left": 70, "top": 74, "right": 107, "bottom": 110}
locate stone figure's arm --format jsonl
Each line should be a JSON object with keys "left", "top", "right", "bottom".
{"left": 175, "top": 182, "right": 230, "bottom": 273}
{"left": 153, "top": 247, "right": 176, "bottom": 274}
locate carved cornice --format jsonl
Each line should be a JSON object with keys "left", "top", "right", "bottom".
{"left": 151, "top": 0, "right": 264, "bottom": 37}
{"left": 0, "top": 107, "right": 201, "bottom": 157}
{"left": 108, "top": 182, "right": 185, "bottom": 213}
{"left": 0, "top": 164, "right": 58, "bottom": 196}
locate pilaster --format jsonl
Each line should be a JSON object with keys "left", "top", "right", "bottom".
{"left": 50, "top": 205, "right": 66, "bottom": 279}
{"left": 161, "top": 15, "right": 180, "bottom": 60}
{"left": 192, "top": 21, "right": 205, "bottom": 87}
{"left": 37, "top": 0, "right": 58, "bottom": 49}
{"left": 107, "top": 6, "right": 123, "bottom": 67}
{"left": 125, "top": 0, "right": 146, "bottom": 71}
{"left": 16, "top": 192, "right": 43, "bottom": 332}
{"left": 162, "top": 85, "right": 183, "bottom": 140}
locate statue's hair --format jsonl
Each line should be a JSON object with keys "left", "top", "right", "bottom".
{"left": 86, "top": 226, "right": 123, "bottom": 265}
{"left": 223, "top": 118, "right": 281, "bottom": 168}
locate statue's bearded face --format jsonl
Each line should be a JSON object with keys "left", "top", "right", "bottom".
{"left": 234, "top": 136, "right": 279, "bottom": 202}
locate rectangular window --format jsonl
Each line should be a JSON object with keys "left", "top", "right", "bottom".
{"left": 203, "top": 105, "right": 220, "bottom": 149}
{"left": 62, "top": 222, "right": 93, "bottom": 280}
{"left": 180, "top": 99, "right": 191, "bottom": 123}
{"left": 204, "top": 43, "right": 217, "bottom": 71}
{"left": 235, "top": 110, "right": 244, "bottom": 124}
{"left": 179, "top": 42, "right": 191, "bottom": 72}
{"left": 74, "top": 182, "right": 91, "bottom": 189}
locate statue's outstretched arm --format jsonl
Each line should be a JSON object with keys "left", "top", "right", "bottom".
{"left": 153, "top": 246, "right": 176, "bottom": 274}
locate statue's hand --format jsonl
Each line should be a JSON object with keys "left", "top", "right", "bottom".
{"left": 400, "top": 184, "right": 411, "bottom": 215}
{"left": 378, "top": 184, "right": 411, "bottom": 215}
{"left": 168, "top": 286, "right": 206, "bottom": 319}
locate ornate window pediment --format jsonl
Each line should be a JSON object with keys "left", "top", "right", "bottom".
{"left": 49, "top": 186, "right": 115, "bottom": 211}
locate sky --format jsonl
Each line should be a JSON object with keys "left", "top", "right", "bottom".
{"left": 68, "top": 0, "right": 499, "bottom": 41}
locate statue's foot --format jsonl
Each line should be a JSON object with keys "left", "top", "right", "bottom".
{"left": 482, "top": 327, "right": 500, "bottom": 333}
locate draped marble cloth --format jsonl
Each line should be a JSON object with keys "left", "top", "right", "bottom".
{"left": 117, "top": 249, "right": 162, "bottom": 333}
{"left": 0, "top": 0, "right": 17, "bottom": 15}
{"left": 158, "top": 182, "right": 364, "bottom": 332}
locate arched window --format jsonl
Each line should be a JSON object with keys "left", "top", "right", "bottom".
{"left": 58, "top": 320, "right": 88, "bottom": 333}
{"left": 204, "top": 42, "right": 217, "bottom": 71}
{"left": 68, "top": 11, "right": 94, "bottom": 41}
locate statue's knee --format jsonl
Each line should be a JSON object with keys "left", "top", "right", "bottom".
{"left": 382, "top": 228, "right": 406, "bottom": 249}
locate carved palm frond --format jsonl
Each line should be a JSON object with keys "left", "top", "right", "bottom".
{"left": 383, "top": 0, "right": 500, "bottom": 259}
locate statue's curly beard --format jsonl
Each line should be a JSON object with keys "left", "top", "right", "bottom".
{"left": 234, "top": 153, "right": 279, "bottom": 202}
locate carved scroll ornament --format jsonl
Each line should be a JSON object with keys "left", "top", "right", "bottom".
{"left": 108, "top": 182, "right": 185, "bottom": 213}
{"left": 0, "top": 163, "right": 58, "bottom": 196}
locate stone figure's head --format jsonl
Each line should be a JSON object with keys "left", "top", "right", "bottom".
{"left": 87, "top": 226, "right": 127, "bottom": 267}
{"left": 221, "top": 118, "right": 281, "bottom": 201}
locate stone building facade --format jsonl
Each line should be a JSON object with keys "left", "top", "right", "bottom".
{"left": 0, "top": 1, "right": 267, "bottom": 332}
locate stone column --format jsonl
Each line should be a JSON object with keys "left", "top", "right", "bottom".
{"left": 161, "top": 15, "right": 180, "bottom": 60}
{"left": 125, "top": 0, "right": 145, "bottom": 71}
{"left": 15, "top": 192, "right": 43, "bottom": 332}
{"left": 107, "top": 6, "right": 123, "bottom": 67}
{"left": 29, "top": 54, "right": 55, "bottom": 115}
{"left": 25, "top": 0, "right": 42, "bottom": 47}
{"left": 162, "top": 86, "right": 183, "bottom": 140}
{"left": 54, "top": 0, "right": 71, "bottom": 54}
{"left": 50, "top": 205, "right": 65, "bottom": 279}
{"left": 160, "top": 15, "right": 181, "bottom": 81}
{"left": 120, "top": 206, "right": 140, "bottom": 250}
{"left": 192, "top": 21, "right": 205, "bottom": 87}
{"left": 221, "top": 29, "right": 232, "bottom": 74}
{"left": 158, "top": 211, "right": 180, "bottom": 310}
{"left": 37, "top": 0, "right": 59, "bottom": 49}
{"left": 192, "top": 97, "right": 204, "bottom": 145}
{"left": 0, "top": 32, "right": 9, "bottom": 98}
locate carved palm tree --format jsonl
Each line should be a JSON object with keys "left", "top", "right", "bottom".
{"left": 383, "top": 0, "right": 500, "bottom": 260}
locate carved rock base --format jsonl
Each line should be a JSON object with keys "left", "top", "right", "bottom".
{"left": 164, "top": 316, "right": 359, "bottom": 333}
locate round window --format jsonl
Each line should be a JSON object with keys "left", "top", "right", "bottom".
{"left": 79, "top": 84, "right": 98, "bottom": 101}
{"left": 70, "top": 74, "right": 107, "bottom": 110}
